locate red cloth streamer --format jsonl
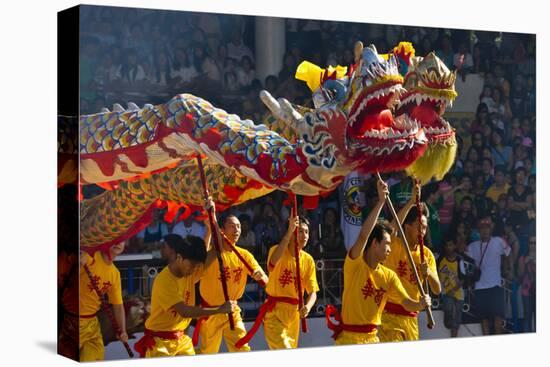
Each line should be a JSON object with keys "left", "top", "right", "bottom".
{"left": 83, "top": 264, "right": 134, "bottom": 357}
{"left": 235, "top": 296, "right": 299, "bottom": 348}
{"left": 384, "top": 302, "right": 419, "bottom": 317}
{"left": 192, "top": 300, "right": 216, "bottom": 347}
{"left": 134, "top": 328, "right": 186, "bottom": 358}
{"left": 325, "top": 304, "right": 377, "bottom": 340}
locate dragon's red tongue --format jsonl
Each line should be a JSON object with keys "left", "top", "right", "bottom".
{"left": 408, "top": 104, "right": 439, "bottom": 126}
{"left": 350, "top": 109, "right": 394, "bottom": 137}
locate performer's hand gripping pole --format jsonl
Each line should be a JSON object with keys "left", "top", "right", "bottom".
{"left": 376, "top": 173, "right": 435, "bottom": 329}
{"left": 196, "top": 155, "right": 235, "bottom": 330}
{"left": 292, "top": 194, "right": 308, "bottom": 333}
{"left": 83, "top": 263, "right": 134, "bottom": 357}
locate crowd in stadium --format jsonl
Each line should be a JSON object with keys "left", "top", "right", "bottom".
{"left": 79, "top": 6, "right": 536, "bottom": 334}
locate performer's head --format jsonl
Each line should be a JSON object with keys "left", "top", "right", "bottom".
{"left": 109, "top": 240, "right": 126, "bottom": 258}
{"left": 294, "top": 217, "right": 310, "bottom": 250}
{"left": 366, "top": 220, "right": 394, "bottom": 262}
{"left": 403, "top": 202, "right": 429, "bottom": 245}
{"left": 163, "top": 234, "right": 207, "bottom": 276}
{"left": 222, "top": 214, "right": 241, "bottom": 244}
{"left": 477, "top": 216, "right": 493, "bottom": 242}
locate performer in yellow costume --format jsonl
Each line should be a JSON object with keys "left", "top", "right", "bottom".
{"left": 196, "top": 213, "right": 268, "bottom": 354}
{"left": 379, "top": 183, "right": 441, "bottom": 342}
{"left": 237, "top": 210, "right": 319, "bottom": 349}
{"left": 78, "top": 241, "right": 128, "bottom": 361}
{"left": 134, "top": 233, "right": 236, "bottom": 358}
{"left": 327, "top": 179, "right": 431, "bottom": 345}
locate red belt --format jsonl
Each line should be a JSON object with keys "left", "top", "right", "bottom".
{"left": 134, "top": 328, "right": 186, "bottom": 358}
{"left": 384, "top": 302, "right": 418, "bottom": 317}
{"left": 325, "top": 304, "right": 377, "bottom": 340}
{"left": 191, "top": 299, "right": 221, "bottom": 347}
{"left": 235, "top": 295, "right": 299, "bottom": 348}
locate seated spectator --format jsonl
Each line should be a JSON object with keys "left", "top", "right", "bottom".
{"left": 490, "top": 130, "right": 513, "bottom": 170}
{"left": 470, "top": 103, "right": 489, "bottom": 134}
{"left": 480, "top": 85, "right": 495, "bottom": 111}
{"left": 253, "top": 202, "right": 283, "bottom": 261}
{"left": 451, "top": 196, "right": 477, "bottom": 233}
{"left": 133, "top": 208, "right": 169, "bottom": 257}
{"left": 226, "top": 27, "right": 254, "bottom": 64}
{"left": 265, "top": 75, "right": 280, "bottom": 94}
{"left": 472, "top": 43, "right": 489, "bottom": 74}
{"left": 518, "top": 235, "right": 536, "bottom": 332}
{"left": 196, "top": 46, "right": 222, "bottom": 83}
{"left": 236, "top": 55, "right": 256, "bottom": 90}
{"left": 389, "top": 173, "right": 413, "bottom": 209}
{"left": 436, "top": 34, "right": 455, "bottom": 70}
{"left": 490, "top": 87, "right": 512, "bottom": 121}
{"left": 278, "top": 53, "right": 297, "bottom": 82}
{"left": 453, "top": 42, "right": 473, "bottom": 80}
{"left": 115, "top": 49, "right": 147, "bottom": 84}
{"left": 223, "top": 71, "right": 240, "bottom": 93}
{"left": 492, "top": 193, "right": 510, "bottom": 235}
{"left": 148, "top": 49, "right": 171, "bottom": 86}
{"left": 481, "top": 158, "right": 495, "bottom": 190}
{"left": 170, "top": 47, "right": 198, "bottom": 87}
{"left": 486, "top": 166, "right": 510, "bottom": 204}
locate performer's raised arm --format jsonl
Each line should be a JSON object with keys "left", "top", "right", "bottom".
{"left": 268, "top": 209, "right": 299, "bottom": 270}
{"left": 349, "top": 179, "right": 388, "bottom": 260}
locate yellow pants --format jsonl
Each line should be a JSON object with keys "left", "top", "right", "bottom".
{"left": 198, "top": 306, "right": 251, "bottom": 354}
{"left": 79, "top": 317, "right": 104, "bottom": 361}
{"left": 145, "top": 335, "right": 195, "bottom": 357}
{"left": 263, "top": 302, "right": 300, "bottom": 349}
{"left": 335, "top": 330, "right": 379, "bottom": 345}
{"left": 378, "top": 312, "right": 419, "bottom": 342}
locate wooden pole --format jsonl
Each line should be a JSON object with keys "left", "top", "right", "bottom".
{"left": 376, "top": 173, "right": 435, "bottom": 329}
{"left": 196, "top": 155, "right": 235, "bottom": 330}
{"left": 292, "top": 194, "right": 308, "bottom": 333}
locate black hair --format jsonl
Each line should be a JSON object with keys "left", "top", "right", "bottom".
{"left": 404, "top": 202, "right": 429, "bottom": 225}
{"left": 366, "top": 220, "right": 394, "bottom": 249}
{"left": 221, "top": 213, "right": 239, "bottom": 227}
{"left": 298, "top": 216, "right": 310, "bottom": 228}
{"left": 163, "top": 234, "right": 207, "bottom": 263}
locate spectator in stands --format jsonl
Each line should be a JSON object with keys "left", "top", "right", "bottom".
{"left": 451, "top": 196, "right": 477, "bottom": 234}
{"left": 518, "top": 234, "right": 536, "bottom": 332}
{"left": 236, "top": 214, "right": 256, "bottom": 253}
{"left": 470, "top": 103, "right": 489, "bottom": 134}
{"left": 437, "top": 236, "right": 465, "bottom": 337}
{"left": 278, "top": 53, "right": 297, "bottom": 82}
{"left": 265, "top": 75, "right": 280, "bottom": 94}
{"left": 226, "top": 28, "right": 254, "bottom": 64}
{"left": 486, "top": 166, "right": 510, "bottom": 204}
{"left": 423, "top": 183, "right": 443, "bottom": 253}
{"left": 116, "top": 49, "right": 147, "bottom": 84}
{"left": 467, "top": 216, "right": 513, "bottom": 335}
{"left": 171, "top": 213, "right": 206, "bottom": 240}
{"left": 236, "top": 56, "right": 256, "bottom": 90}
{"left": 148, "top": 49, "right": 171, "bottom": 87}
{"left": 472, "top": 43, "right": 489, "bottom": 74}
{"left": 436, "top": 35, "right": 454, "bottom": 70}
{"left": 490, "top": 87, "right": 513, "bottom": 121}
{"left": 253, "top": 202, "right": 283, "bottom": 261}
{"left": 389, "top": 173, "right": 413, "bottom": 208}
{"left": 317, "top": 207, "right": 345, "bottom": 259}
{"left": 507, "top": 167, "right": 533, "bottom": 234}
{"left": 454, "top": 42, "right": 473, "bottom": 79}
{"left": 134, "top": 208, "right": 169, "bottom": 257}
{"left": 510, "top": 74, "right": 527, "bottom": 117}
{"left": 170, "top": 47, "right": 198, "bottom": 87}
{"left": 481, "top": 158, "right": 495, "bottom": 190}
{"left": 490, "top": 130, "right": 513, "bottom": 171}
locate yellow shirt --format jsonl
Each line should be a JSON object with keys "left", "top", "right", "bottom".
{"left": 200, "top": 246, "right": 261, "bottom": 305}
{"left": 266, "top": 246, "right": 320, "bottom": 298}
{"left": 79, "top": 252, "right": 123, "bottom": 316}
{"left": 486, "top": 183, "right": 510, "bottom": 204}
{"left": 437, "top": 257, "right": 464, "bottom": 300}
{"left": 342, "top": 254, "right": 409, "bottom": 325}
{"left": 384, "top": 237, "right": 438, "bottom": 302}
{"left": 145, "top": 266, "right": 201, "bottom": 332}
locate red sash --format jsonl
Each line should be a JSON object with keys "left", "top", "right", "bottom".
{"left": 191, "top": 300, "right": 219, "bottom": 347}
{"left": 134, "top": 328, "right": 186, "bottom": 358}
{"left": 235, "top": 295, "right": 299, "bottom": 348}
{"left": 384, "top": 302, "right": 418, "bottom": 317}
{"left": 325, "top": 304, "right": 377, "bottom": 340}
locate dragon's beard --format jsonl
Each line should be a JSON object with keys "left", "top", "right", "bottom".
{"left": 405, "top": 140, "right": 457, "bottom": 184}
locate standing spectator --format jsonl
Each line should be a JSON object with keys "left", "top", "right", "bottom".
{"left": 278, "top": 53, "right": 297, "bottom": 82}
{"left": 389, "top": 173, "right": 413, "bottom": 209}
{"left": 507, "top": 167, "right": 534, "bottom": 251}
{"left": 171, "top": 214, "right": 206, "bottom": 239}
{"left": 437, "top": 175, "right": 457, "bottom": 237}
{"left": 253, "top": 202, "right": 283, "bottom": 261}
{"left": 454, "top": 42, "right": 473, "bottom": 78}
{"left": 134, "top": 208, "right": 169, "bottom": 256}
{"left": 437, "top": 236, "right": 466, "bottom": 337}
{"left": 466, "top": 216, "right": 513, "bottom": 335}
{"left": 470, "top": 103, "right": 489, "bottom": 134}
{"left": 148, "top": 49, "right": 171, "bottom": 87}
{"left": 423, "top": 183, "right": 443, "bottom": 253}
{"left": 472, "top": 43, "right": 489, "bottom": 74}
{"left": 436, "top": 35, "right": 454, "bottom": 70}
{"left": 518, "top": 235, "right": 536, "bottom": 332}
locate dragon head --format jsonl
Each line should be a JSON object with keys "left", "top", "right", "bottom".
{"left": 342, "top": 43, "right": 427, "bottom": 173}
{"left": 396, "top": 51, "right": 458, "bottom": 183}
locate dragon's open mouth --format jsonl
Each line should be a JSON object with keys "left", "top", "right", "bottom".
{"left": 398, "top": 91, "right": 455, "bottom": 143}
